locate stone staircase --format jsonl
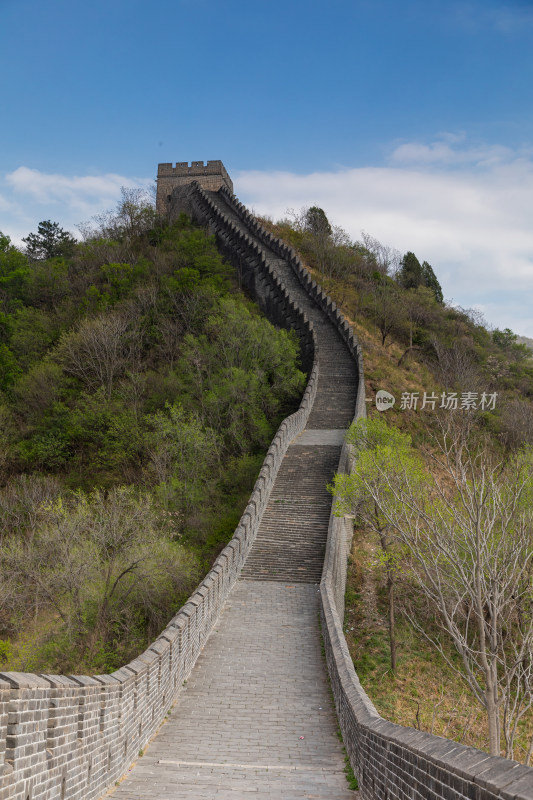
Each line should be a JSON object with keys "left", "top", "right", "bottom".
{"left": 205, "top": 189, "right": 359, "bottom": 584}
{"left": 240, "top": 444, "right": 340, "bottom": 583}
{"left": 109, "top": 187, "right": 361, "bottom": 799}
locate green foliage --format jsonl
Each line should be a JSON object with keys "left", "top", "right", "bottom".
{"left": 18, "top": 428, "right": 71, "bottom": 470}
{"left": 0, "top": 640, "right": 13, "bottom": 664}
{"left": 493, "top": 327, "right": 529, "bottom": 361}
{"left": 10, "top": 307, "right": 59, "bottom": 368}
{"left": 421, "top": 261, "right": 443, "bottom": 304}
{"left": 0, "top": 344, "right": 21, "bottom": 391}
{"left": 397, "top": 251, "right": 423, "bottom": 289}
{"left": 0, "top": 312, "right": 12, "bottom": 344}
{"left": 23, "top": 220, "right": 76, "bottom": 261}
{"left": 268, "top": 213, "right": 533, "bottom": 426}
{"left": 0, "top": 207, "right": 305, "bottom": 671}
{"left": 335, "top": 417, "right": 533, "bottom": 758}
{"left": 344, "top": 754, "right": 359, "bottom": 790}
{"left": 100, "top": 261, "right": 146, "bottom": 303}
{"left": 397, "top": 253, "right": 444, "bottom": 304}
{"left": 1, "top": 485, "right": 200, "bottom": 670}
{"left": 493, "top": 327, "right": 517, "bottom": 349}
{"left": 305, "top": 206, "right": 332, "bottom": 237}
{"left": 346, "top": 414, "right": 412, "bottom": 453}
{"left": 162, "top": 224, "right": 233, "bottom": 288}
{"left": 24, "top": 257, "right": 71, "bottom": 309}
{"left": 176, "top": 297, "right": 306, "bottom": 452}
{"left": 145, "top": 403, "right": 220, "bottom": 519}
{"left": 14, "top": 361, "right": 64, "bottom": 422}
{"left": 331, "top": 416, "right": 422, "bottom": 527}
{"left": 0, "top": 233, "right": 30, "bottom": 301}
{"left": 93, "top": 187, "right": 157, "bottom": 246}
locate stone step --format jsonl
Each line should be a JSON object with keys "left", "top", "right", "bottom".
{"left": 207, "top": 190, "right": 359, "bottom": 433}
{"left": 205, "top": 191, "right": 358, "bottom": 576}
{"left": 241, "top": 445, "right": 340, "bottom": 582}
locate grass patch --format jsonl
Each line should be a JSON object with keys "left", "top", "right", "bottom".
{"left": 344, "top": 755, "right": 359, "bottom": 791}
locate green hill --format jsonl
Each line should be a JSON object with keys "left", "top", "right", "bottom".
{"left": 0, "top": 195, "right": 305, "bottom": 674}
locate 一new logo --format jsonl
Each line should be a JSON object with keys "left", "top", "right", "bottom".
{"left": 375, "top": 390, "right": 396, "bottom": 412}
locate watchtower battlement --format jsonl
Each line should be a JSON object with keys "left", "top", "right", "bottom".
{"left": 156, "top": 160, "right": 233, "bottom": 213}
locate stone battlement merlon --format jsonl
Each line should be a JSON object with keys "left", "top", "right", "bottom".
{"left": 157, "top": 160, "right": 231, "bottom": 177}
{"left": 156, "top": 160, "right": 233, "bottom": 212}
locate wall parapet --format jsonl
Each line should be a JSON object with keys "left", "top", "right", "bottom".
{"left": 215, "top": 184, "right": 364, "bottom": 385}
{"left": 319, "top": 411, "right": 533, "bottom": 795}
{"left": 156, "top": 161, "right": 233, "bottom": 213}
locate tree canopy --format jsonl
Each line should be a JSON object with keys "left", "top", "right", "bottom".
{"left": 332, "top": 416, "right": 533, "bottom": 760}
{"left": 0, "top": 204, "right": 305, "bottom": 673}
{"left": 22, "top": 220, "right": 76, "bottom": 261}
{"left": 304, "top": 206, "right": 332, "bottom": 237}
{"left": 397, "top": 251, "right": 444, "bottom": 304}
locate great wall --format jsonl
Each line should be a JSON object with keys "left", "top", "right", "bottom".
{"left": 0, "top": 161, "right": 531, "bottom": 799}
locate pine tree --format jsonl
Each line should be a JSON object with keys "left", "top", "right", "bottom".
{"left": 23, "top": 220, "right": 76, "bottom": 261}
{"left": 421, "top": 260, "right": 443, "bottom": 304}
{"left": 304, "top": 206, "right": 332, "bottom": 238}
{"left": 397, "top": 251, "right": 423, "bottom": 289}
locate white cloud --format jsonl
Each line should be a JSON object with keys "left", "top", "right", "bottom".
{"left": 234, "top": 142, "right": 533, "bottom": 337}
{"left": 1, "top": 167, "right": 152, "bottom": 244}
{"left": 1, "top": 154, "right": 532, "bottom": 338}
{"left": 6, "top": 167, "right": 150, "bottom": 213}
{"left": 389, "top": 138, "right": 518, "bottom": 167}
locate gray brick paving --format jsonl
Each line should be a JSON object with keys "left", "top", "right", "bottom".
{"left": 107, "top": 185, "right": 360, "bottom": 799}
{"left": 110, "top": 581, "right": 354, "bottom": 799}
{"left": 293, "top": 429, "right": 348, "bottom": 446}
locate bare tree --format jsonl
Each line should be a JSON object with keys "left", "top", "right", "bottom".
{"left": 360, "top": 231, "right": 402, "bottom": 277}
{"left": 397, "top": 287, "right": 439, "bottom": 366}
{"left": 0, "top": 474, "right": 61, "bottom": 540}
{"left": 333, "top": 416, "right": 533, "bottom": 760}
{"left": 366, "top": 278, "right": 406, "bottom": 346}
{"left": 501, "top": 399, "right": 533, "bottom": 450}
{"left": 333, "top": 419, "right": 411, "bottom": 672}
{"left": 432, "top": 338, "right": 483, "bottom": 391}
{"left": 78, "top": 186, "right": 156, "bottom": 263}
{"left": 56, "top": 312, "right": 138, "bottom": 398}
{"left": 285, "top": 206, "right": 354, "bottom": 279}
{"left": 1, "top": 486, "right": 198, "bottom": 665}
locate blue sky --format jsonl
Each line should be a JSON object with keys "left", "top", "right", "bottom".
{"left": 1, "top": 0, "right": 533, "bottom": 334}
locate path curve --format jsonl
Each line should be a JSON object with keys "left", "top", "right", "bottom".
{"left": 110, "top": 188, "right": 360, "bottom": 798}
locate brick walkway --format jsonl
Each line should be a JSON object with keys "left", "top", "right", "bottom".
{"left": 109, "top": 187, "right": 360, "bottom": 798}
{"left": 111, "top": 581, "right": 354, "bottom": 799}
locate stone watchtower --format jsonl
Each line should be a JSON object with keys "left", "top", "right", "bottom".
{"left": 156, "top": 160, "right": 233, "bottom": 214}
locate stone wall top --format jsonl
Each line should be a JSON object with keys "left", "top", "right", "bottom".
{"left": 156, "top": 160, "right": 234, "bottom": 212}
{"left": 157, "top": 160, "right": 231, "bottom": 178}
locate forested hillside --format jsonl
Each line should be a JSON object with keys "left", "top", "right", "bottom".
{"left": 0, "top": 193, "right": 305, "bottom": 673}
{"left": 261, "top": 207, "right": 533, "bottom": 763}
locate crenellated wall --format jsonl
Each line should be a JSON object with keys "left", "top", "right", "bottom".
{"left": 0, "top": 400, "right": 320, "bottom": 800}
{"left": 156, "top": 161, "right": 233, "bottom": 213}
